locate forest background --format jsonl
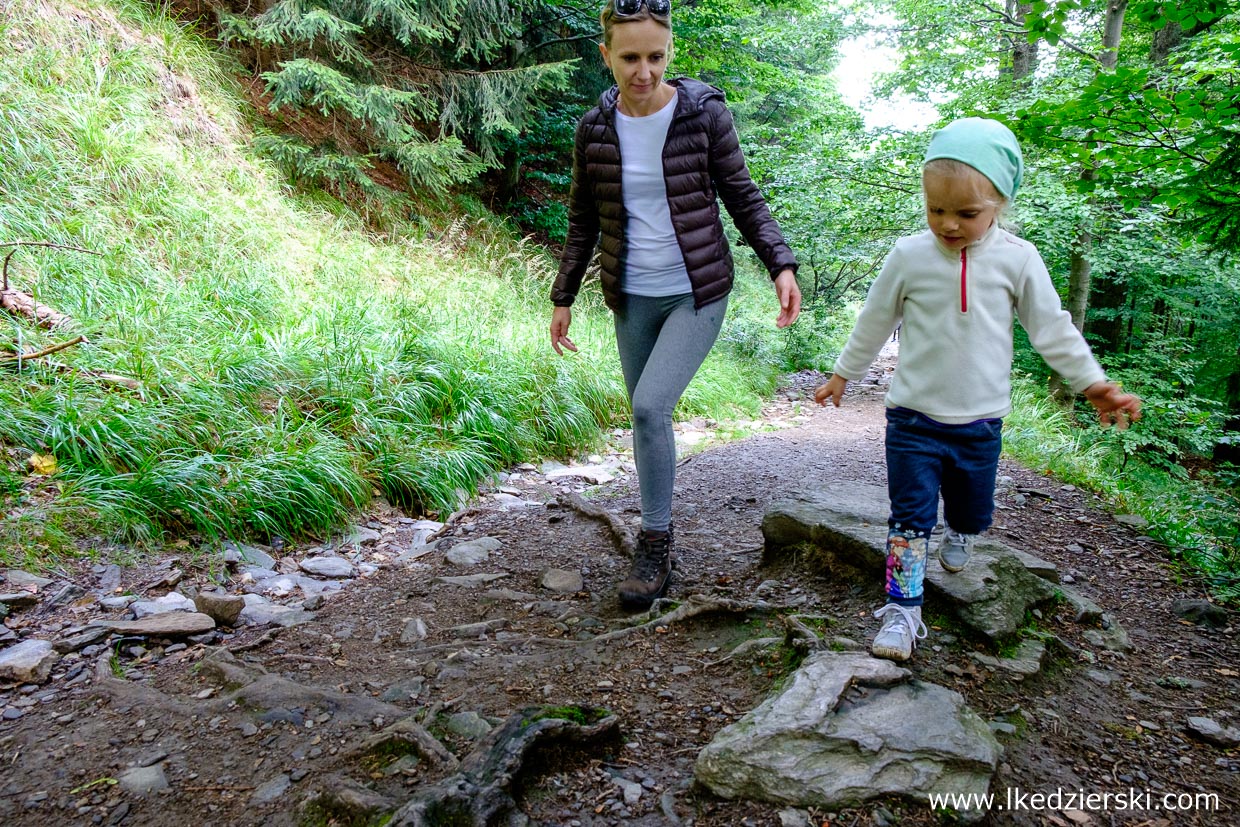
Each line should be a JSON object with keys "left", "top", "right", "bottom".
{"left": 1, "top": 0, "right": 1238, "bottom": 603}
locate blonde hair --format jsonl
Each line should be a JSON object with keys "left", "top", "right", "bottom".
{"left": 600, "top": 1, "right": 672, "bottom": 47}
{"left": 922, "top": 159, "right": 1008, "bottom": 209}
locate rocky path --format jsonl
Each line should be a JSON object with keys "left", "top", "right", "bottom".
{"left": 1, "top": 355, "right": 1237, "bottom": 826}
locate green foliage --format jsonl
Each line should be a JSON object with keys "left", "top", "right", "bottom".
{"left": 1098, "top": 353, "right": 1226, "bottom": 475}
{"left": 1005, "top": 378, "right": 1240, "bottom": 604}
{"left": 1013, "top": 3, "right": 1240, "bottom": 250}
{"left": 213, "top": 0, "right": 575, "bottom": 195}
{"left": 0, "top": 0, "right": 796, "bottom": 554}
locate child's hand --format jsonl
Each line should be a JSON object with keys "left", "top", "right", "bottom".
{"left": 1083, "top": 381, "right": 1142, "bottom": 430}
{"left": 815, "top": 374, "right": 848, "bottom": 407}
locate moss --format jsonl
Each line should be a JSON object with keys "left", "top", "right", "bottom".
{"left": 299, "top": 802, "right": 392, "bottom": 827}
{"left": 358, "top": 739, "right": 421, "bottom": 775}
{"left": 526, "top": 705, "right": 611, "bottom": 727}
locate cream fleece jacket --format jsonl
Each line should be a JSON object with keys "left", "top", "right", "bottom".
{"left": 834, "top": 224, "right": 1105, "bottom": 424}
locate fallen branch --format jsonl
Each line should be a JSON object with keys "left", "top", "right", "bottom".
{"left": 556, "top": 492, "right": 635, "bottom": 557}
{"left": 0, "top": 286, "right": 71, "bottom": 329}
{"left": 0, "top": 335, "right": 85, "bottom": 363}
{"left": 1, "top": 240, "right": 101, "bottom": 324}
{"left": 41, "top": 360, "right": 142, "bottom": 392}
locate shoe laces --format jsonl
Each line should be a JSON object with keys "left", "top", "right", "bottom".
{"left": 873, "top": 603, "right": 928, "bottom": 641}
{"left": 944, "top": 527, "right": 974, "bottom": 548}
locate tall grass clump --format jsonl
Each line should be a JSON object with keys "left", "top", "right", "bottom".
{"left": 0, "top": 0, "right": 792, "bottom": 563}
{"left": 1006, "top": 377, "right": 1240, "bottom": 603}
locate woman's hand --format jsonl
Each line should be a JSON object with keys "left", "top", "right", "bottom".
{"left": 774, "top": 269, "right": 801, "bottom": 328}
{"left": 815, "top": 374, "right": 848, "bottom": 407}
{"left": 1083, "top": 381, "right": 1142, "bottom": 430}
{"left": 550, "top": 306, "right": 577, "bottom": 355}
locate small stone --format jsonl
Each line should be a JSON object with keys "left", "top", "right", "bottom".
{"left": 89, "top": 613, "right": 216, "bottom": 637}
{"left": 0, "top": 639, "right": 61, "bottom": 684}
{"left": 1186, "top": 717, "right": 1240, "bottom": 749}
{"left": 445, "top": 537, "right": 503, "bottom": 566}
{"left": 130, "top": 592, "right": 197, "bottom": 619}
{"left": 194, "top": 591, "right": 245, "bottom": 626}
{"left": 3, "top": 570, "right": 53, "bottom": 589}
{"left": 446, "top": 711, "right": 493, "bottom": 739}
{"left": 99, "top": 595, "right": 137, "bottom": 611}
{"left": 1113, "top": 513, "right": 1148, "bottom": 529}
{"left": 399, "top": 618, "right": 429, "bottom": 644}
{"left": 117, "top": 765, "right": 169, "bottom": 796}
{"left": 298, "top": 556, "right": 356, "bottom": 578}
{"left": 540, "top": 568, "right": 583, "bottom": 593}
{"left": 250, "top": 773, "right": 291, "bottom": 804}
{"left": 1170, "top": 598, "right": 1228, "bottom": 628}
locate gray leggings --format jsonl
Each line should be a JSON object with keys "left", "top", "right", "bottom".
{"left": 614, "top": 293, "right": 728, "bottom": 531}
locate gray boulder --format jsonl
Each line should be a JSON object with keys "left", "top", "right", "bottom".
{"left": 763, "top": 484, "right": 1058, "bottom": 641}
{"left": 0, "top": 639, "right": 61, "bottom": 684}
{"left": 695, "top": 652, "right": 999, "bottom": 820}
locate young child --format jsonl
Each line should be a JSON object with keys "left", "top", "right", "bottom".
{"left": 814, "top": 117, "right": 1141, "bottom": 662}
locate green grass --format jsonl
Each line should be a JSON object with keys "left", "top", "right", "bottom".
{"left": 0, "top": 0, "right": 792, "bottom": 566}
{"left": 1005, "top": 377, "right": 1240, "bottom": 603}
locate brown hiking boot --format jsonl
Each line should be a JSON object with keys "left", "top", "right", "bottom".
{"left": 618, "top": 527, "right": 674, "bottom": 609}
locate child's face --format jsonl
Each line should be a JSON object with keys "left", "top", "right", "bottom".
{"left": 922, "top": 169, "right": 1001, "bottom": 251}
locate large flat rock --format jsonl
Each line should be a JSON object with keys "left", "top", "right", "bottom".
{"left": 89, "top": 612, "right": 217, "bottom": 636}
{"left": 695, "top": 651, "right": 1000, "bottom": 820}
{"left": 763, "top": 483, "right": 1059, "bottom": 641}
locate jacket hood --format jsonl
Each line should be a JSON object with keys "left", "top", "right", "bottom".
{"left": 597, "top": 77, "right": 725, "bottom": 117}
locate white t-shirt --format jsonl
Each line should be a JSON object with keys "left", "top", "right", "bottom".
{"left": 615, "top": 94, "right": 692, "bottom": 296}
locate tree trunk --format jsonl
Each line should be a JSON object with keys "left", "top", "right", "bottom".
{"left": 1085, "top": 270, "right": 1128, "bottom": 354}
{"left": 1217, "top": 342, "right": 1240, "bottom": 464}
{"left": 1008, "top": 2, "right": 1039, "bottom": 82}
{"left": 1151, "top": 21, "right": 1183, "bottom": 62}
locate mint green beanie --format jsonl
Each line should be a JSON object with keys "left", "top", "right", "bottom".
{"left": 924, "top": 117, "right": 1024, "bottom": 200}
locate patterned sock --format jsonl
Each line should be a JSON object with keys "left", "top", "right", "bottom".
{"left": 885, "top": 528, "right": 929, "bottom": 602}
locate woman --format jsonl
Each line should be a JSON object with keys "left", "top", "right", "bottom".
{"left": 550, "top": 0, "right": 801, "bottom": 609}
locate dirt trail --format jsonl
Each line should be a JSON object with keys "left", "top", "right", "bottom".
{"left": 1, "top": 360, "right": 1237, "bottom": 826}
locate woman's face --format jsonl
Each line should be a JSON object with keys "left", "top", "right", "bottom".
{"left": 599, "top": 18, "right": 673, "bottom": 116}
{"left": 922, "top": 168, "right": 1001, "bottom": 251}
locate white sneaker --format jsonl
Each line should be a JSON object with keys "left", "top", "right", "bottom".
{"left": 871, "top": 603, "right": 928, "bottom": 662}
{"left": 937, "top": 527, "right": 975, "bottom": 573}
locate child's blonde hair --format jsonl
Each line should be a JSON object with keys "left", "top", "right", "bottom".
{"left": 922, "top": 158, "right": 1009, "bottom": 209}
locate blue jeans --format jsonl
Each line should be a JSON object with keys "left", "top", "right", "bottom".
{"left": 885, "top": 407, "right": 1003, "bottom": 538}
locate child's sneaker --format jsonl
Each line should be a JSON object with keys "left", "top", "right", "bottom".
{"left": 871, "top": 603, "right": 928, "bottom": 662}
{"left": 937, "top": 527, "right": 975, "bottom": 573}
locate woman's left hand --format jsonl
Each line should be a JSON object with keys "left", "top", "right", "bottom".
{"left": 774, "top": 269, "right": 801, "bottom": 328}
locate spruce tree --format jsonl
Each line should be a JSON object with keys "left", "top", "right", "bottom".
{"left": 204, "top": 0, "right": 582, "bottom": 198}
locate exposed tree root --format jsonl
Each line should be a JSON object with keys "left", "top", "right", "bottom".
{"left": 388, "top": 705, "right": 619, "bottom": 827}
{"left": 557, "top": 491, "right": 636, "bottom": 557}
{"left": 344, "top": 715, "right": 460, "bottom": 774}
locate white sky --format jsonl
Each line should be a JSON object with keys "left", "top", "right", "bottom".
{"left": 831, "top": 28, "right": 939, "bottom": 131}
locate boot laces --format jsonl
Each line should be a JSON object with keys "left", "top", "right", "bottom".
{"left": 634, "top": 531, "right": 671, "bottom": 579}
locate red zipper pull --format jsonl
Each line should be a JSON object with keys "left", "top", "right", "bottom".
{"left": 960, "top": 248, "right": 968, "bottom": 313}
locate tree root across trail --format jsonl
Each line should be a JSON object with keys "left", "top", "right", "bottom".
{"left": 89, "top": 646, "right": 620, "bottom": 826}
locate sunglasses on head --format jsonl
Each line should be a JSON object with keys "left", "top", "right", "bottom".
{"left": 615, "top": 0, "right": 671, "bottom": 17}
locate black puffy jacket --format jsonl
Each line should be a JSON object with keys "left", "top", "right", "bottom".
{"left": 551, "top": 78, "right": 798, "bottom": 312}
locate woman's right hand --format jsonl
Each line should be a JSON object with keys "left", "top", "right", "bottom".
{"left": 550, "top": 306, "right": 577, "bottom": 355}
{"left": 814, "top": 374, "right": 848, "bottom": 407}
